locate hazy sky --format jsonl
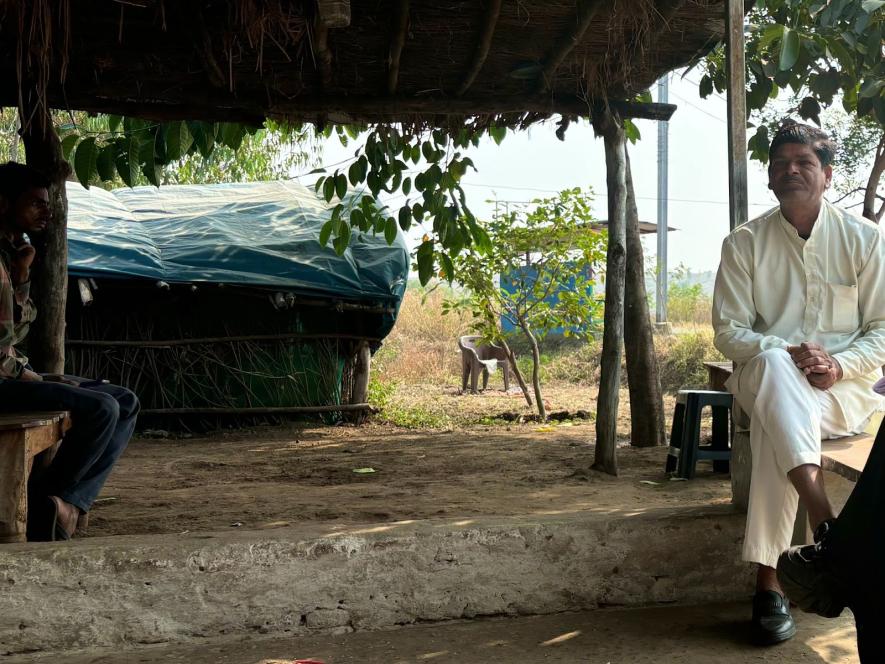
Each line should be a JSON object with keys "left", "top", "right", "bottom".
{"left": 301, "top": 71, "right": 784, "bottom": 275}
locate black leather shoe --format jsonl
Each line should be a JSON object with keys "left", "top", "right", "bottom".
{"left": 751, "top": 590, "right": 797, "bottom": 645}
{"left": 776, "top": 519, "right": 848, "bottom": 618}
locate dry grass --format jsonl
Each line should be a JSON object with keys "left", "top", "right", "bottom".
{"left": 374, "top": 287, "right": 476, "bottom": 384}
{"left": 372, "top": 287, "right": 723, "bottom": 429}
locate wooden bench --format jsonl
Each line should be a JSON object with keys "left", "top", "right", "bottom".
{"left": 703, "top": 361, "right": 875, "bottom": 485}
{"left": 0, "top": 412, "right": 71, "bottom": 543}
{"left": 703, "top": 360, "right": 876, "bottom": 543}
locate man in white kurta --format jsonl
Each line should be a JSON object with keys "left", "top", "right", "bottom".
{"left": 712, "top": 121, "right": 885, "bottom": 645}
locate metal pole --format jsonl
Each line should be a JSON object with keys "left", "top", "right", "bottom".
{"left": 726, "top": 0, "right": 748, "bottom": 231}
{"left": 656, "top": 75, "right": 669, "bottom": 324}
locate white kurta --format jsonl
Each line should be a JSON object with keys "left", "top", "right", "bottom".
{"left": 712, "top": 201, "right": 885, "bottom": 567}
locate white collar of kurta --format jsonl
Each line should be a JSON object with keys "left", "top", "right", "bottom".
{"left": 775, "top": 199, "right": 831, "bottom": 244}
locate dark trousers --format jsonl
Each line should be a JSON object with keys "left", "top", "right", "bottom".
{"left": 826, "top": 421, "right": 885, "bottom": 661}
{"left": 0, "top": 375, "right": 139, "bottom": 512}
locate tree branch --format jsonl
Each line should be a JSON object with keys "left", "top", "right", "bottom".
{"left": 387, "top": 0, "right": 410, "bottom": 95}
{"left": 537, "top": 0, "right": 607, "bottom": 93}
{"left": 456, "top": 0, "right": 502, "bottom": 96}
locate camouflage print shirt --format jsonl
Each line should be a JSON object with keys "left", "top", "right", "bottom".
{"left": 0, "top": 239, "right": 35, "bottom": 378}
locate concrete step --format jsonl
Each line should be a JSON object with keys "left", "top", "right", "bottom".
{"left": 1, "top": 504, "right": 753, "bottom": 658}
{"left": 8, "top": 602, "right": 859, "bottom": 663}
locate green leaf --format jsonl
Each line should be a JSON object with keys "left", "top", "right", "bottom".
{"left": 758, "top": 23, "right": 785, "bottom": 51}
{"left": 698, "top": 75, "right": 714, "bottom": 98}
{"left": 416, "top": 240, "right": 435, "bottom": 285}
{"left": 332, "top": 222, "right": 351, "bottom": 254}
{"left": 348, "top": 160, "right": 363, "bottom": 186}
{"left": 488, "top": 126, "right": 507, "bottom": 145}
{"left": 163, "top": 121, "right": 190, "bottom": 162}
{"left": 384, "top": 217, "right": 397, "bottom": 245}
{"left": 95, "top": 146, "right": 116, "bottom": 182}
{"left": 220, "top": 123, "right": 245, "bottom": 151}
{"left": 440, "top": 253, "right": 455, "bottom": 282}
{"left": 323, "top": 176, "right": 335, "bottom": 203}
{"left": 859, "top": 78, "right": 885, "bottom": 98}
{"left": 140, "top": 139, "right": 160, "bottom": 187}
{"left": 798, "top": 97, "right": 822, "bottom": 126}
{"left": 107, "top": 115, "right": 123, "bottom": 133}
{"left": 421, "top": 141, "right": 434, "bottom": 162}
{"left": 398, "top": 205, "right": 412, "bottom": 230}
{"left": 351, "top": 208, "right": 367, "bottom": 231}
{"left": 779, "top": 28, "right": 801, "bottom": 71}
{"left": 61, "top": 134, "right": 79, "bottom": 160}
{"left": 335, "top": 173, "right": 347, "bottom": 199}
{"left": 623, "top": 119, "right": 641, "bottom": 144}
{"left": 319, "top": 220, "right": 334, "bottom": 246}
{"left": 73, "top": 137, "right": 97, "bottom": 188}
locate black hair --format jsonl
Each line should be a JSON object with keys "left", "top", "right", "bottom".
{"left": 768, "top": 120, "right": 837, "bottom": 168}
{"left": 0, "top": 161, "right": 51, "bottom": 206}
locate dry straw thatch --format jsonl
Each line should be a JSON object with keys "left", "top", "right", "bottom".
{"left": 0, "top": 0, "right": 727, "bottom": 129}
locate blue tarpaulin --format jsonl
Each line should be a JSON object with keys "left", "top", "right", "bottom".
{"left": 65, "top": 181, "right": 410, "bottom": 305}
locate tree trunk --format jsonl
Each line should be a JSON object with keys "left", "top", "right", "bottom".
{"left": 624, "top": 150, "right": 666, "bottom": 448}
{"left": 20, "top": 107, "right": 70, "bottom": 374}
{"left": 522, "top": 326, "right": 546, "bottom": 421}
{"left": 499, "top": 338, "right": 533, "bottom": 407}
{"left": 863, "top": 132, "right": 885, "bottom": 223}
{"left": 592, "top": 107, "right": 627, "bottom": 476}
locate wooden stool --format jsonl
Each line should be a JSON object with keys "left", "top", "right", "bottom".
{"left": 666, "top": 390, "right": 732, "bottom": 479}
{"left": 0, "top": 412, "right": 71, "bottom": 543}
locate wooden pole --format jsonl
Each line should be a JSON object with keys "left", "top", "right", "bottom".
{"left": 725, "top": 0, "right": 748, "bottom": 231}
{"left": 20, "top": 95, "right": 70, "bottom": 374}
{"left": 624, "top": 150, "right": 666, "bottom": 448}
{"left": 592, "top": 105, "right": 627, "bottom": 476}
{"left": 455, "top": 0, "right": 502, "bottom": 96}
{"left": 386, "top": 0, "right": 410, "bottom": 95}
{"left": 537, "top": 0, "right": 607, "bottom": 93}
{"left": 350, "top": 340, "right": 371, "bottom": 405}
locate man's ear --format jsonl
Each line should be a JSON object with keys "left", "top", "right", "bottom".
{"left": 824, "top": 164, "right": 833, "bottom": 188}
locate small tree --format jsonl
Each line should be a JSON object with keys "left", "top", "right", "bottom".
{"left": 446, "top": 188, "right": 606, "bottom": 421}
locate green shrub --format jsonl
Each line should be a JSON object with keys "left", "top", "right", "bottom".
{"left": 655, "top": 330, "right": 724, "bottom": 393}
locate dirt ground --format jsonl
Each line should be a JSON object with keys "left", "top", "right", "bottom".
{"left": 13, "top": 602, "right": 859, "bottom": 664}
{"left": 86, "top": 385, "right": 724, "bottom": 538}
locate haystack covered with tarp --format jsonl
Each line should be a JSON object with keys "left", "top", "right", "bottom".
{"left": 62, "top": 180, "right": 409, "bottom": 423}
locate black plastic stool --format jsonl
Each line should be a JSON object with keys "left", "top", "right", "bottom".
{"left": 665, "top": 390, "right": 733, "bottom": 479}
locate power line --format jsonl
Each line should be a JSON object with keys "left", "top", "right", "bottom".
{"left": 681, "top": 75, "right": 729, "bottom": 104}
{"left": 460, "top": 181, "right": 773, "bottom": 208}
{"left": 667, "top": 88, "right": 727, "bottom": 124}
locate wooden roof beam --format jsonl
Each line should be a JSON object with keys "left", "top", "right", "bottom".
{"left": 455, "top": 0, "right": 502, "bottom": 97}
{"left": 312, "top": 21, "right": 333, "bottom": 91}
{"left": 538, "top": 0, "right": 608, "bottom": 93}
{"left": 28, "top": 94, "right": 675, "bottom": 124}
{"left": 387, "top": 0, "right": 410, "bottom": 95}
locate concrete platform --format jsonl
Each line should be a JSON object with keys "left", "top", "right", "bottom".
{"left": 0, "top": 504, "right": 754, "bottom": 659}
{"left": 8, "top": 603, "right": 860, "bottom": 663}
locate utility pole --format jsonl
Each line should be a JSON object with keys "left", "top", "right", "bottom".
{"left": 655, "top": 74, "right": 669, "bottom": 326}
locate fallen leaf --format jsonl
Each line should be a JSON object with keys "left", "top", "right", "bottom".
{"left": 669, "top": 477, "right": 688, "bottom": 482}
{"left": 352, "top": 467, "right": 376, "bottom": 474}
{"left": 639, "top": 480, "right": 660, "bottom": 486}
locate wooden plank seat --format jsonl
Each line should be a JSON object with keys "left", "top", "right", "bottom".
{"left": 0, "top": 412, "right": 71, "bottom": 543}
{"left": 702, "top": 361, "right": 876, "bottom": 500}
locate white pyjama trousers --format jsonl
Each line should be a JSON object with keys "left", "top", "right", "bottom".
{"left": 725, "top": 348, "right": 856, "bottom": 568}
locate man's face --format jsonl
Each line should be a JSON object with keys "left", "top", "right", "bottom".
{"left": 9, "top": 187, "right": 51, "bottom": 235}
{"left": 768, "top": 142, "right": 832, "bottom": 208}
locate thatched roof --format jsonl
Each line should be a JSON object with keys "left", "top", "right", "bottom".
{"left": 2, "top": 1, "right": 728, "bottom": 128}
